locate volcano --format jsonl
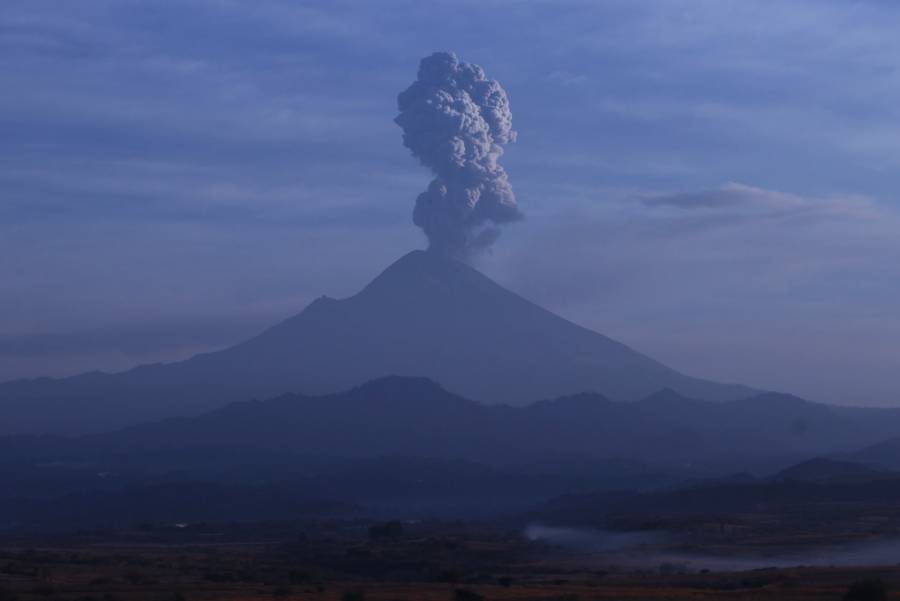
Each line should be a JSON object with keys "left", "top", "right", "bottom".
{"left": 0, "top": 251, "right": 754, "bottom": 435}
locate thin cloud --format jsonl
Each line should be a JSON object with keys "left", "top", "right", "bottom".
{"left": 641, "top": 183, "right": 878, "bottom": 222}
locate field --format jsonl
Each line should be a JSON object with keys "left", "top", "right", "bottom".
{"left": 1, "top": 520, "right": 898, "bottom": 601}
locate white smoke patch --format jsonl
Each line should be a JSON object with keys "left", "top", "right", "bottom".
{"left": 524, "top": 524, "right": 666, "bottom": 552}
{"left": 630, "top": 539, "right": 900, "bottom": 573}
{"left": 395, "top": 51, "right": 521, "bottom": 259}
{"left": 525, "top": 524, "right": 900, "bottom": 572}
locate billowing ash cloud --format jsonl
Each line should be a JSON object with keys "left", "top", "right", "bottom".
{"left": 395, "top": 52, "right": 521, "bottom": 258}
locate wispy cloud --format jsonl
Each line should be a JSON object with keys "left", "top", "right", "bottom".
{"left": 641, "top": 183, "right": 878, "bottom": 222}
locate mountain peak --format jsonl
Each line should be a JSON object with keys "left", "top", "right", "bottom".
{"left": 771, "top": 457, "right": 888, "bottom": 484}
{"left": 638, "top": 388, "right": 695, "bottom": 405}
{"left": 0, "top": 250, "right": 756, "bottom": 434}
{"left": 383, "top": 249, "right": 452, "bottom": 270}
{"left": 350, "top": 375, "right": 452, "bottom": 399}
{"left": 358, "top": 249, "right": 496, "bottom": 300}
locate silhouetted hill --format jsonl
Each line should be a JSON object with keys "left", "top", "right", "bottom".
{"left": 0, "top": 251, "right": 754, "bottom": 435}
{"left": 530, "top": 456, "right": 900, "bottom": 532}
{"left": 848, "top": 436, "right": 900, "bottom": 470}
{"left": 523, "top": 458, "right": 900, "bottom": 540}
{"left": 771, "top": 457, "right": 889, "bottom": 484}
{"left": 88, "top": 376, "right": 501, "bottom": 462}
{"left": 6, "top": 377, "right": 900, "bottom": 529}
{"left": 9, "top": 376, "right": 900, "bottom": 476}
{"left": 531, "top": 474, "right": 900, "bottom": 532}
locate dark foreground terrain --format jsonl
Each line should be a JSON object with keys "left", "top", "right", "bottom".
{"left": 2, "top": 518, "right": 900, "bottom": 601}
{"left": 5, "top": 375, "right": 900, "bottom": 599}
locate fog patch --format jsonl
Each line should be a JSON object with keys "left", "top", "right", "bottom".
{"left": 524, "top": 524, "right": 666, "bottom": 552}
{"left": 526, "top": 524, "right": 900, "bottom": 572}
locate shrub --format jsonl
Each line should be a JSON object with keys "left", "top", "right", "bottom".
{"left": 844, "top": 579, "right": 887, "bottom": 601}
{"left": 454, "top": 588, "right": 485, "bottom": 601}
{"left": 0, "top": 586, "right": 19, "bottom": 601}
{"left": 367, "top": 521, "right": 403, "bottom": 542}
{"left": 31, "top": 585, "right": 56, "bottom": 597}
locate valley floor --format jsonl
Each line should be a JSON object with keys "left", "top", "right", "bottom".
{"left": 1, "top": 522, "right": 899, "bottom": 601}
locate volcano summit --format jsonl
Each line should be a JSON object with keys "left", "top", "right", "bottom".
{"left": 0, "top": 251, "right": 753, "bottom": 435}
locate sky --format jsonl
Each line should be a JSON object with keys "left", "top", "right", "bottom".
{"left": 3, "top": 0, "right": 900, "bottom": 406}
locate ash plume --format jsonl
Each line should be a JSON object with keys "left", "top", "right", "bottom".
{"left": 395, "top": 52, "right": 521, "bottom": 258}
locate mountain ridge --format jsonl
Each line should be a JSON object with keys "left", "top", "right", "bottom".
{"left": 8, "top": 375, "right": 900, "bottom": 473}
{"left": 0, "top": 250, "right": 754, "bottom": 435}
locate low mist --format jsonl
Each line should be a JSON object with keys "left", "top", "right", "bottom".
{"left": 525, "top": 524, "right": 900, "bottom": 572}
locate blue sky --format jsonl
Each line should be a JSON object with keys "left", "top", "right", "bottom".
{"left": 3, "top": 0, "right": 900, "bottom": 405}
